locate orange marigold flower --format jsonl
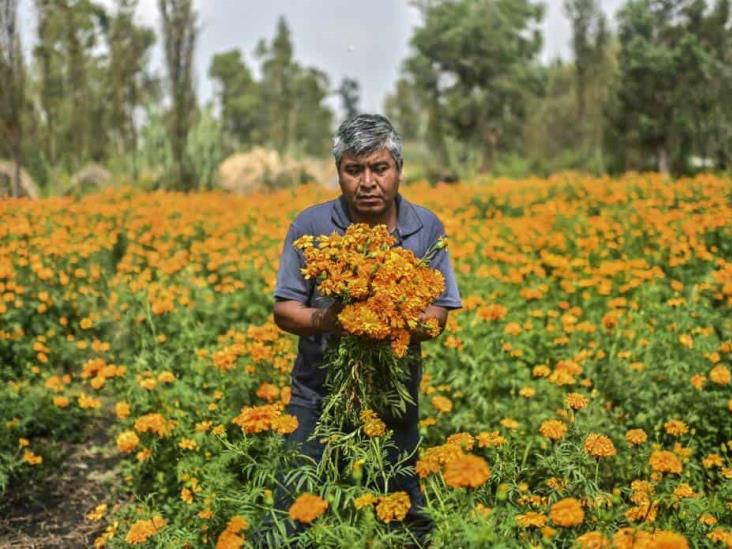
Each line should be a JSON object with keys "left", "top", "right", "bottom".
{"left": 256, "top": 382, "right": 280, "bottom": 403}
{"left": 664, "top": 419, "right": 688, "bottom": 437}
{"left": 565, "top": 392, "right": 589, "bottom": 410}
{"left": 360, "top": 409, "right": 386, "bottom": 437}
{"left": 702, "top": 453, "right": 723, "bottom": 468}
{"left": 710, "top": 365, "right": 731, "bottom": 385}
{"left": 231, "top": 404, "right": 280, "bottom": 434}
{"left": 134, "top": 413, "right": 172, "bottom": 437}
{"left": 516, "top": 511, "right": 547, "bottom": 528}
{"left": 53, "top": 396, "right": 70, "bottom": 408}
{"left": 354, "top": 493, "right": 378, "bottom": 510}
{"left": 626, "top": 429, "right": 647, "bottom": 446}
{"left": 178, "top": 438, "right": 197, "bottom": 450}
{"left": 272, "top": 414, "right": 299, "bottom": 435}
{"left": 115, "top": 401, "right": 131, "bottom": 419}
{"left": 549, "top": 497, "right": 584, "bottom": 527}
{"left": 648, "top": 530, "right": 689, "bottom": 548}
{"left": 116, "top": 430, "right": 140, "bottom": 453}
{"left": 22, "top": 450, "right": 43, "bottom": 465}
{"left": 125, "top": 515, "right": 167, "bottom": 544}
{"left": 432, "top": 395, "right": 453, "bottom": 413}
{"left": 584, "top": 433, "right": 616, "bottom": 458}
{"left": 288, "top": 493, "right": 328, "bottom": 523}
{"left": 539, "top": 419, "right": 567, "bottom": 441}
{"left": 375, "top": 491, "right": 411, "bottom": 523}
{"left": 442, "top": 454, "right": 491, "bottom": 489}
{"left": 649, "top": 450, "right": 683, "bottom": 474}
{"left": 575, "top": 531, "right": 609, "bottom": 548}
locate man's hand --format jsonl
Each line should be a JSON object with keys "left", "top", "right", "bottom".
{"left": 273, "top": 299, "right": 345, "bottom": 337}
{"left": 411, "top": 305, "right": 449, "bottom": 342}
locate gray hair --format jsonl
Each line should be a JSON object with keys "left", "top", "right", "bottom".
{"left": 332, "top": 114, "right": 403, "bottom": 170}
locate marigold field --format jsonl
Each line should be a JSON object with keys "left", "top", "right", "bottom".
{"left": 2, "top": 173, "right": 732, "bottom": 548}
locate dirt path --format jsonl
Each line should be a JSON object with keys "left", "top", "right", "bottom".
{"left": 0, "top": 417, "right": 120, "bottom": 548}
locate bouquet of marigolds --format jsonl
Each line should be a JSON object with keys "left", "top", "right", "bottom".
{"left": 293, "top": 223, "right": 446, "bottom": 429}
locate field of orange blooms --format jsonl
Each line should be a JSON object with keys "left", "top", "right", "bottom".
{"left": 1, "top": 172, "right": 732, "bottom": 547}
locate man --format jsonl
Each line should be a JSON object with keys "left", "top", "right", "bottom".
{"left": 268, "top": 114, "right": 461, "bottom": 546}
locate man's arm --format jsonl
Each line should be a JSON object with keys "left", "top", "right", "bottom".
{"left": 273, "top": 299, "right": 344, "bottom": 338}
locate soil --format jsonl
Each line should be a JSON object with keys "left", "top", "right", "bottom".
{"left": 0, "top": 416, "right": 121, "bottom": 548}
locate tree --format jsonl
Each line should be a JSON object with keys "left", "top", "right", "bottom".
{"left": 402, "top": 0, "right": 545, "bottom": 171}
{"left": 613, "top": 0, "right": 731, "bottom": 173}
{"left": 159, "top": 0, "right": 197, "bottom": 190}
{"left": 0, "top": 0, "right": 23, "bottom": 196}
{"left": 337, "top": 76, "right": 360, "bottom": 121}
{"left": 256, "top": 16, "right": 297, "bottom": 153}
{"left": 104, "top": 0, "right": 156, "bottom": 176}
{"left": 208, "top": 49, "right": 261, "bottom": 145}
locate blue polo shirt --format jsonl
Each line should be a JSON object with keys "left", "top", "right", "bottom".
{"left": 274, "top": 193, "right": 462, "bottom": 410}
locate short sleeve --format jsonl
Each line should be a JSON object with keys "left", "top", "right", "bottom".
{"left": 273, "top": 223, "right": 312, "bottom": 303}
{"left": 428, "top": 220, "right": 462, "bottom": 310}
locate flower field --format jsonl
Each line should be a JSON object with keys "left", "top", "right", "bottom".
{"left": 1, "top": 172, "right": 732, "bottom": 547}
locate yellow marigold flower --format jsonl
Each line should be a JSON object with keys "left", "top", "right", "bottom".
{"left": 702, "top": 453, "right": 724, "bottom": 468}
{"left": 115, "top": 401, "right": 131, "bottom": 420}
{"left": 707, "top": 529, "right": 732, "bottom": 546}
{"left": 354, "top": 493, "right": 378, "bottom": 510}
{"left": 288, "top": 493, "right": 328, "bottom": 523}
{"left": 519, "top": 386, "right": 536, "bottom": 398}
{"left": 272, "top": 414, "right": 299, "bottom": 435}
{"left": 86, "top": 503, "right": 107, "bottom": 521}
{"left": 181, "top": 487, "right": 193, "bottom": 504}
{"left": 18, "top": 437, "right": 29, "bottom": 448}
{"left": 678, "top": 334, "right": 693, "bottom": 349}
{"left": 134, "top": 413, "right": 172, "bottom": 437}
{"left": 575, "top": 531, "right": 609, "bottom": 548}
{"left": 22, "top": 450, "right": 43, "bottom": 465}
{"left": 360, "top": 409, "right": 386, "bottom": 437}
{"left": 442, "top": 454, "right": 491, "bottom": 489}
{"left": 516, "top": 511, "right": 547, "bottom": 528}
{"left": 584, "top": 433, "right": 617, "bottom": 458}
{"left": 664, "top": 419, "right": 688, "bottom": 437}
{"left": 649, "top": 450, "right": 683, "bottom": 474}
{"left": 565, "top": 392, "right": 589, "bottom": 410}
{"left": 125, "top": 515, "right": 167, "bottom": 544}
{"left": 53, "top": 396, "right": 70, "bottom": 408}
{"left": 157, "top": 371, "right": 175, "bottom": 383}
{"left": 78, "top": 393, "right": 102, "bottom": 409}
{"left": 476, "top": 431, "right": 506, "bottom": 448}
{"left": 539, "top": 419, "right": 567, "bottom": 441}
{"left": 471, "top": 503, "right": 491, "bottom": 519}
{"left": 198, "top": 508, "right": 213, "bottom": 520}
{"left": 549, "top": 497, "right": 584, "bottom": 527}
{"left": 672, "top": 483, "right": 697, "bottom": 499}
{"left": 80, "top": 317, "right": 93, "bottom": 330}
{"left": 116, "top": 430, "right": 140, "bottom": 453}
{"left": 136, "top": 448, "right": 151, "bottom": 462}
{"left": 532, "top": 364, "right": 551, "bottom": 377}
{"left": 178, "top": 438, "right": 197, "bottom": 450}
{"left": 375, "top": 491, "right": 411, "bottom": 523}
{"left": 196, "top": 420, "right": 212, "bottom": 433}
{"left": 710, "top": 364, "right": 731, "bottom": 385}
{"left": 432, "top": 395, "right": 453, "bottom": 413}
{"left": 626, "top": 429, "right": 648, "bottom": 446}
{"left": 700, "top": 513, "right": 717, "bottom": 526}
{"left": 500, "top": 418, "right": 519, "bottom": 430}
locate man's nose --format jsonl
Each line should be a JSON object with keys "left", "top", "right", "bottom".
{"left": 361, "top": 168, "right": 375, "bottom": 187}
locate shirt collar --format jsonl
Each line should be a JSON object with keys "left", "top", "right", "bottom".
{"left": 331, "top": 193, "right": 423, "bottom": 239}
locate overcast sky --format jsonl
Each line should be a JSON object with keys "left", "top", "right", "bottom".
{"left": 19, "top": 0, "right": 627, "bottom": 115}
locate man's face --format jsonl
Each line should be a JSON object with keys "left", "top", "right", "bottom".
{"left": 337, "top": 147, "right": 400, "bottom": 219}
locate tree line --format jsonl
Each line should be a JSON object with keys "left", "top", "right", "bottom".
{"left": 1, "top": 0, "right": 731, "bottom": 196}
